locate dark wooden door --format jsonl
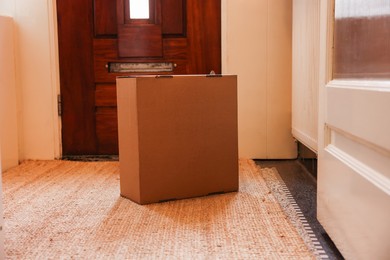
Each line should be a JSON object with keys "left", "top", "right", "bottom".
{"left": 57, "top": 0, "right": 221, "bottom": 155}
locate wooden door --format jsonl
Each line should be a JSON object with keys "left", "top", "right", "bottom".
{"left": 57, "top": 0, "right": 221, "bottom": 155}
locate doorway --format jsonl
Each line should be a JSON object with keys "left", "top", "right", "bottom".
{"left": 56, "top": 0, "right": 221, "bottom": 156}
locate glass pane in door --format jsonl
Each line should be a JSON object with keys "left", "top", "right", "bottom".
{"left": 129, "top": 0, "right": 150, "bottom": 19}
{"left": 333, "top": 0, "right": 390, "bottom": 79}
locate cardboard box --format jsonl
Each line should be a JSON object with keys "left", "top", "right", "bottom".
{"left": 116, "top": 75, "right": 238, "bottom": 204}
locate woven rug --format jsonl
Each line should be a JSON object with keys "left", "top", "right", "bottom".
{"left": 3, "top": 159, "right": 318, "bottom": 259}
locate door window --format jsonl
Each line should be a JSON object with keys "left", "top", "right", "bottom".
{"left": 124, "top": 0, "right": 155, "bottom": 24}
{"left": 333, "top": 0, "right": 390, "bottom": 79}
{"left": 129, "top": 0, "right": 150, "bottom": 19}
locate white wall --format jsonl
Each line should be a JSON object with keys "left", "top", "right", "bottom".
{"left": 0, "top": 16, "right": 19, "bottom": 171}
{"left": 222, "top": 0, "right": 297, "bottom": 158}
{"left": 0, "top": 15, "right": 7, "bottom": 259}
{"left": 0, "top": 0, "right": 61, "bottom": 162}
{"left": 292, "top": 0, "right": 320, "bottom": 153}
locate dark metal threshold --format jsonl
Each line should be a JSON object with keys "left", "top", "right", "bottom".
{"left": 62, "top": 155, "right": 119, "bottom": 162}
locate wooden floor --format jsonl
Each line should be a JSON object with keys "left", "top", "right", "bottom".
{"left": 255, "top": 159, "right": 344, "bottom": 260}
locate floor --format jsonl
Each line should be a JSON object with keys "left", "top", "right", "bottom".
{"left": 64, "top": 154, "right": 344, "bottom": 259}
{"left": 255, "top": 159, "right": 344, "bottom": 260}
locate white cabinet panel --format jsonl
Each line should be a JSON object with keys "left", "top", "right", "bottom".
{"left": 292, "top": 0, "right": 320, "bottom": 153}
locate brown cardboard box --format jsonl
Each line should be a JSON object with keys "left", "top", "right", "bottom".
{"left": 116, "top": 75, "right": 238, "bottom": 204}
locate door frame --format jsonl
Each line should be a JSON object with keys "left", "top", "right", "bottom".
{"left": 48, "top": 0, "right": 62, "bottom": 159}
{"left": 49, "top": 0, "right": 229, "bottom": 157}
{"left": 47, "top": 0, "right": 227, "bottom": 158}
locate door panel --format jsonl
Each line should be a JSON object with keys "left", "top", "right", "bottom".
{"left": 57, "top": 0, "right": 97, "bottom": 155}
{"left": 161, "top": 0, "right": 185, "bottom": 35}
{"left": 96, "top": 108, "right": 118, "bottom": 155}
{"left": 94, "top": 0, "right": 117, "bottom": 36}
{"left": 118, "top": 25, "right": 163, "bottom": 57}
{"left": 95, "top": 84, "right": 117, "bottom": 107}
{"left": 317, "top": 1, "right": 390, "bottom": 259}
{"left": 117, "top": 0, "right": 162, "bottom": 58}
{"left": 57, "top": 0, "right": 221, "bottom": 155}
{"left": 95, "top": 84, "right": 117, "bottom": 154}
{"left": 187, "top": 0, "right": 221, "bottom": 73}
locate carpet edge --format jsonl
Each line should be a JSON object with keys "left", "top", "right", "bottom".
{"left": 260, "top": 166, "right": 329, "bottom": 260}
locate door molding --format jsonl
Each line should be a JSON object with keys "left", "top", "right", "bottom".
{"left": 47, "top": 0, "right": 62, "bottom": 159}
{"left": 328, "top": 79, "right": 390, "bottom": 91}
{"left": 318, "top": 0, "right": 334, "bottom": 153}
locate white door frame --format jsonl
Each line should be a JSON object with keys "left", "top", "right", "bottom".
{"left": 48, "top": 0, "right": 62, "bottom": 159}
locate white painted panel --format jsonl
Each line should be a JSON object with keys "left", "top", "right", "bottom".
{"left": 330, "top": 129, "right": 390, "bottom": 183}
{"left": 267, "top": 0, "right": 297, "bottom": 158}
{"left": 0, "top": 16, "right": 19, "bottom": 170}
{"left": 222, "top": 0, "right": 268, "bottom": 158}
{"left": 327, "top": 81, "right": 390, "bottom": 152}
{"left": 223, "top": 0, "right": 296, "bottom": 158}
{"left": 292, "top": 0, "right": 320, "bottom": 153}
{"left": 318, "top": 147, "right": 390, "bottom": 259}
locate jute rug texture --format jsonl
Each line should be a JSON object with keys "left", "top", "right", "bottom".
{"left": 3, "top": 159, "right": 315, "bottom": 259}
